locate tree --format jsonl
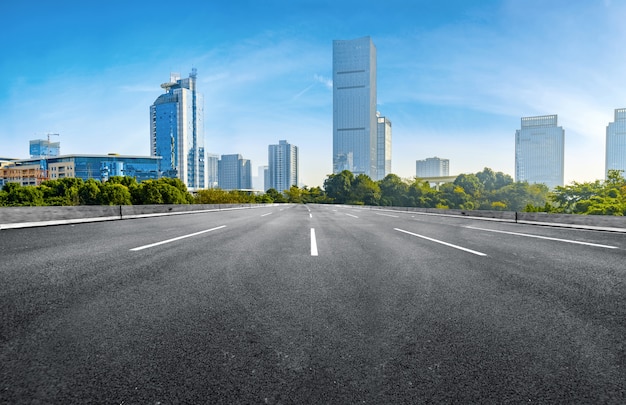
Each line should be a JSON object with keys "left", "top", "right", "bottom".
{"left": 350, "top": 174, "right": 380, "bottom": 205}
{"left": 323, "top": 170, "right": 354, "bottom": 204}
{"left": 378, "top": 174, "right": 409, "bottom": 206}
{"left": 285, "top": 186, "right": 304, "bottom": 203}
{"left": 453, "top": 173, "right": 483, "bottom": 198}
{"left": 2, "top": 183, "right": 45, "bottom": 206}
{"left": 99, "top": 183, "right": 132, "bottom": 205}
{"left": 78, "top": 179, "right": 101, "bottom": 205}
{"left": 265, "top": 188, "right": 287, "bottom": 203}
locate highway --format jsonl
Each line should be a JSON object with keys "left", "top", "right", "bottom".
{"left": 1, "top": 204, "right": 625, "bottom": 403}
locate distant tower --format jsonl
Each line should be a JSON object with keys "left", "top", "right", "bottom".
{"left": 333, "top": 36, "right": 377, "bottom": 179}
{"left": 268, "top": 140, "right": 299, "bottom": 192}
{"left": 515, "top": 114, "right": 564, "bottom": 188}
{"left": 416, "top": 157, "right": 449, "bottom": 177}
{"left": 218, "top": 154, "right": 251, "bottom": 190}
{"left": 206, "top": 153, "right": 219, "bottom": 188}
{"left": 606, "top": 108, "right": 626, "bottom": 178}
{"left": 376, "top": 113, "right": 391, "bottom": 180}
{"left": 150, "top": 69, "right": 205, "bottom": 190}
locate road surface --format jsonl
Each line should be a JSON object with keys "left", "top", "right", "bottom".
{"left": 1, "top": 204, "right": 625, "bottom": 403}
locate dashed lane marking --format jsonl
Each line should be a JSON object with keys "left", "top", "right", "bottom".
{"left": 395, "top": 228, "right": 487, "bottom": 257}
{"left": 130, "top": 225, "right": 227, "bottom": 251}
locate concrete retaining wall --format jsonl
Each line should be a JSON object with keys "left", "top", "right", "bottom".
{"left": 0, "top": 204, "right": 269, "bottom": 229}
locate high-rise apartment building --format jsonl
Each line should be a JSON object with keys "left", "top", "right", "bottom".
{"left": 150, "top": 69, "right": 205, "bottom": 190}
{"left": 515, "top": 114, "right": 564, "bottom": 189}
{"left": 333, "top": 36, "right": 378, "bottom": 179}
{"left": 416, "top": 157, "right": 449, "bottom": 177}
{"left": 218, "top": 154, "right": 251, "bottom": 190}
{"left": 268, "top": 140, "right": 298, "bottom": 192}
{"left": 376, "top": 114, "right": 392, "bottom": 180}
{"left": 606, "top": 108, "right": 626, "bottom": 178}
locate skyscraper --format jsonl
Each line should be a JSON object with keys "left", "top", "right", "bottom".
{"left": 606, "top": 108, "right": 626, "bottom": 178}
{"left": 376, "top": 113, "right": 392, "bottom": 180}
{"left": 416, "top": 157, "right": 449, "bottom": 177}
{"left": 515, "top": 114, "right": 564, "bottom": 189}
{"left": 333, "top": 36, "right": 377, "bottom": 179}
{"left": 218, "top": 154, "right": 251, "bottom": 190}
{"left": 150, "top": 69, "right": 205, "bottom": 190}
{"left": 206, "top": 153, "right": 219, "bottom": 189}
{"left": 268, "top": 140, "right": 299, "bottom": 192}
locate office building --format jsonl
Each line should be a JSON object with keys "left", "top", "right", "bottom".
{"left": 268, "top": 140, "right": 299, "bottom": 192}
{"left": 376, "top": 114, "right": 392, "bottom": 180}
{"left": 218, "top": 154, "right": 251, "bottom": 190}
{"left": 0, "top": 154, "right": 160, "bottom": 186}
{"left": 515, "top": 114, "right": 564, "bottom": 188}
{"left": 416, "top": 157, "right": 450, "bottom": 177}
{"left": 333, "top": 36, "right": 378, "bottom": 179}
{"left": 30, "top": 138, "right": 60, "bottom": 158}
{"left": 207, "top": 153, "right": 219, "bottom": 188}
{"left": 150, "top": 69, "right": 205, "bottom": 190}
{"left": 606, "top": 108, "right": 626, "bottom": 178}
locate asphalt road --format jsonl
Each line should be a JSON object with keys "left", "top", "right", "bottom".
{"left": 1, "top": 204, "right": 625, "bottom": 404}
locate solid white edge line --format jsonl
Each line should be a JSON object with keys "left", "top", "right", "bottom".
{"left": 465, "top": 226, "right": 619, "bottom": 249}
{"left": 394, "top": 228, "right": 487, "bottom": 257}
{"left": 130, "top": 225, "right": 226, "bottom": 251}
{"left": 311, "top": 228, "right": 318, "bottom": 256}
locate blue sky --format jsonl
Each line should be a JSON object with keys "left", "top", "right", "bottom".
{"left": 1, "top": 0, "right": 624, "bottom": 187}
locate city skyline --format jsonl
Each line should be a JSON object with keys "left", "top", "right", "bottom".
{"left": 2, "top": 1, "right": 626, "bottom": 187}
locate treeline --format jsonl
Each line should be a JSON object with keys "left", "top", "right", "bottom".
{"left": 324, "top": 168, "right": 549, "bottom": 211}
{"left": 2, "top": 169, "right": 625, "bottom": 215}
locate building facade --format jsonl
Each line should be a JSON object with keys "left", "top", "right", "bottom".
{"left": 218, "top": 154, "right": 251, "bottom": 190}
{"left": 206, "top": 153, "right": 219, "bottom": 189}
{"left": 150, "top": 69, "right": 205, "bottom": 190}
{"left": 376, "top": 114, "right": 392, "bottom": 180}
{"left": 416, "top": 157, "right": 450, "bottom": 177}
{"left": 268, "top": 140, "right": 299, "bottom": 192}
{"left": 0, "top": 154, "right": 160, "bottom": 186}
{"left": 515, "top": 114, "right": 564, "bottom": 188}
{"left": 333, "top": 36, "right": 378, "bottom": 179}
{"left": 30, "top": 139, "right": 60, "bottom": 158}
{"left": 606, "top": 108, "right": 626, "bottom": 178}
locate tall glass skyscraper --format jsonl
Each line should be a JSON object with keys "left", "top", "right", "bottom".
{"left": 606, "top": 108, "right": 626, "bottom": 178}
{"left": 376, "top": 114, "right": 392, "bottom": 180}
{"left": 333, "top": 36, "right": 377, "bottom": 179}
{"left": 515, "top": 114, "right": 564, "bottom": 189}
{"left": 150, "top": 69, "right": 205, "bottom": 190}
{"left": 268, "top": 140, "right": 298, "bottom": 192}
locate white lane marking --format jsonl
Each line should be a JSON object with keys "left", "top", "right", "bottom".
{"left": 130, "top": 225, "right": 226, "bottom": 251}
{"left": 346, "top": 214, "right": 359, "bottom": 218}
{"left": 466, "top": 226, "right": 619, "bottom": 249}
{"left": 311, "top": 228, "right": 318, "bottom": 256}
{"left": 376, "top": 213, "right": 399, "bottom": 218}
{"left": 261, "top": 212, "right": 272, "bottom": 217}
{"left": 394, "top": 228, "right": 487, "bottom": 257}
{"left": 332, "top": 209, "right": 337, "bottom": 212}
{"left": 309, "top": 213, "right": 312, "bottom": 218}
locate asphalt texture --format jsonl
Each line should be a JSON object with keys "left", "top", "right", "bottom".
{"left": 1, "top": 204, "right": 625, "bottom": 404}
